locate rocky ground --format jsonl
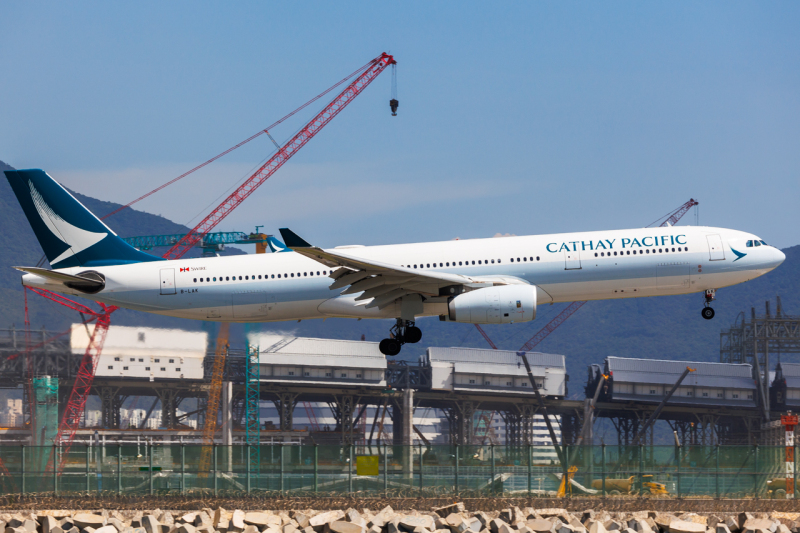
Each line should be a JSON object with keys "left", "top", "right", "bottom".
{"left": 2, "top": 506, "right": 800, "bottom": 533}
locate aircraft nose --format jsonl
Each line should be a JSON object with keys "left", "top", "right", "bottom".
{"left": 775, "top": 247, "right": 786, "bottom": 266}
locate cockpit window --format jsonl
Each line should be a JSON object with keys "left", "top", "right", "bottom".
{"left": 746, "top": 240, "right": 753, "bottom": 247}
{"left": 760, "top": 240, "right": 768, "bottom": 246}
{"left": 755, "top": 241, "right": 761, "bottom": 247}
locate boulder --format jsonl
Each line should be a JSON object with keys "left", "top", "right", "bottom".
{"left": 176, "top": 525, "right": 196, "bottom": 533}
{"left": 489, "top": 521, "right": 509, "bottom": 533}
{"left": 445, "top": 516, "right": 467, "bottom": 533}
{"left": 109, "top": 520, "right": 127, "bottom": 533}
{"left": 43, "top": 517, "right": 61, "bottom": 533}
{"left": 434, "top": 507, "right": 465, "bottom": 520}
{"left": 142, "top": 517, "right": 160, "bottom": 533}
{"left": 330, "top": 523, "right": 366, "bottom": 533}
{"left": 75, "top": 517, "right": 106, "bottom": 530}
{"left": 743, "top": 521, "right": 777, "bottom": 533}
{"left": 655, "top": 518, "right": 677, "bottom": 533}
{"left": 401, "top": 518, "right": 435, "bottom": 532}
{"left": 528, "top": 521, "right": 554, "bottom": 533}
{"left": 241, "top": 527, "right": 258, "bottom": 533}
{"left": 311, "top": 512, "right": 345, "bottom": 530}
{"left": 670, "top": 522, "right": 706, "bottom": 533}
{"left": 293, "top": 516, "right": 310, "bottom": 531}
{"left": 94, "top": 527, "right": 118, "bottom": 533}
{"left": 606, "top": 523, "right": 622, "bottom": 532}
{"left": 589, "top": 523, "right": 608, "bottom": 533}
{"left": 346, "top": 511, "right": 367, "bottom": 529}
{"left": 231, "top": 512, "right": 246, "bottom": 533}
{"left": 285, "top": 526, "right": 298, "bottom": 533}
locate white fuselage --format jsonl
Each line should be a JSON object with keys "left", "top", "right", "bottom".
{"left": 22, "top": 226, "right": 785, "bottom": 323}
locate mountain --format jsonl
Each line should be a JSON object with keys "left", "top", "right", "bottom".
{"left": 1, "top": 159, "right": 796, "bottom": 390}
{"left": 0, "top": 160, "right": 242, "bottom": 333}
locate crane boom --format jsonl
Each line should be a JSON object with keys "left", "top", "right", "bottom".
{"left": 164, "top": 52, "right": 396, "bottom": 260}
{"left": 198, "top": 323, "right": 230, "bottom": 476}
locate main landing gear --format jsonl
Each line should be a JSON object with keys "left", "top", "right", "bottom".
{"left": 379, "top": 319, "right": 422, "bottom": 356}
{"left": 702, "top": 289, "right": 716, "bottom": 320}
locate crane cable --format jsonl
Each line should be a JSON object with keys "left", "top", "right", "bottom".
{"left": 100, "top": 57, "right": 379, "bottom": 220}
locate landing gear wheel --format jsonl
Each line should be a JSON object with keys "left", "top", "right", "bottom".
{"left": 702, "top": 307, "right": 715, "bottom": 320}
{"left": 404, "top": 326, "right": 422, "bottom": 344}
{"left": 379, "top": 338, "right": 401, "bottom": 356}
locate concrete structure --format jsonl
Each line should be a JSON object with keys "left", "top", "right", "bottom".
{"left": 72, "top": 325, "right": 207, "bottom": 381}
{"left": 426, "top": 347, "right": 567, "bottom": 397}
{"left": 597, "top": 356, "right": 757, "bottom": 407}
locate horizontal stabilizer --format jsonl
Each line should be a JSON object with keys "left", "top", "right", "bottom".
{"left": 15, "top": 266, "right": 105, "bottom": 293}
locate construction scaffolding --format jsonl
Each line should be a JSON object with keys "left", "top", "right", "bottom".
{"left": 720, "top": 296, "right": 800, "bottom": 414}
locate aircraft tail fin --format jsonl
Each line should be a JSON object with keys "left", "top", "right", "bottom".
{"left": 5, "top": 169, "right": 164, "bottom": 268}
{"left": 266, "top": 235, "right": 293, "bottom": 253}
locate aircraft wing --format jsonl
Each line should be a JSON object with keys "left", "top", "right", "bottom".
{"left": 279, "top": 228, "right": 527, "bottom": 310}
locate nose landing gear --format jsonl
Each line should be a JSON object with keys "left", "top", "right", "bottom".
{"left": 702, "top": 289, "right": 716, "bottom": 320}
{"left": 379, "top": 319, "right": 422, "bottom": 356}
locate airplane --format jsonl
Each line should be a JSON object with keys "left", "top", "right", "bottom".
{"left": 5, "top": 169, "right": 786, "bottom": 356}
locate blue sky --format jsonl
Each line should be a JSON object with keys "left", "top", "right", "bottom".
{"left": 2, "top": 2, "right": 799, "bottom": 248}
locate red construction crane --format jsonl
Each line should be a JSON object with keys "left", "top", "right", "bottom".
{"left": 474, "top": 199, "right": 700, "bottom": 352}
{"left": 163, "top": 52, "right": 396, "bottom": 260}
{"left": 24, "top": 52, "right": 397, "bottom": 477}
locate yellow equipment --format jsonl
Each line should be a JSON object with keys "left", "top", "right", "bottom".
{"left": 557, "top": 465, "right": 578, "bottom": 497}
{"left": 198, "top": 323, "right": 230, "bottom": 477}
{"left": 591, "top": 475, "right": 668, "bottom": 495}
{"left": 591, "top": 476, "right": 634, "bottom": 494}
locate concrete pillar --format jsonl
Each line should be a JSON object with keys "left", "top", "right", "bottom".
{"left": 221, "top": 382, "right": 233, "bottom": 446}
{"left": 402, "top": 389, "right": 414, "bottom": 477}
{"left": 221, "top": 381, "right": 233, "bottom": 472}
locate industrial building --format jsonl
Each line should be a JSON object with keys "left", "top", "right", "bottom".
{"left": 592, "top": 356, "right": 757, "bottom": 407}
{"left": 1, "top": 297, "right": 798, "bottom": 450}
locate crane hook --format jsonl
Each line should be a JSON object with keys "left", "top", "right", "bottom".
{"left": 390, "top": 63, "right": 398, "bottom": 116}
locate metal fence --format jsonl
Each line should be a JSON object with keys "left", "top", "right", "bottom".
{"left": 0, "top": 444, "right": 793, "bottom": 498}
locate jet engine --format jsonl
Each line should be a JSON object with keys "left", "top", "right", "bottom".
{"left": 445, "top": 284, "right": 537, "bottom": 324}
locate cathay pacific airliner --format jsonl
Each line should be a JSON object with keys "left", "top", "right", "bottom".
{"left": 5, "top": 169, "right": 785, "bottom": 355}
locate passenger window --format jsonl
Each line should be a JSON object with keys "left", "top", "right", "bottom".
{"left": 439, "top": 263, "right": 443, "bottom": 267}
{"left": 471, "top": 261, "right": 475, "bottom": 265}
{"left": 459, "top": 261, "right": 462, "bottom": 266}
{"left": 317, "top": 271, "right": 320, "bottom": 275}
{"left": 478, "top": 260, "right": 481, "bottom": 264}
{"left": 304, "top": 272, "right": 307, "bottom": 276}
{"left": 245, "top": 276, "right": 248, "bottom": 280}
{"left": 194, "top": 278, "right": 197, "bottom": 282}
{"left": 278, "top": 274, "right": 281, "bottom": 278}
{"left": 626, "top": 251, "right": 630, "bottom": 255}
{"left": 427, "top": 264, "right": 430, "bottom": 268}
{"left": 291, "top": 273, "right": 294, "bottom": 277}
{"left": 530, "top": 257, "right": 534, "bottom": 261}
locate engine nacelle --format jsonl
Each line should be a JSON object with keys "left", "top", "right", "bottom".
{"left": 446, "top": 284, "right": 537, "bottom": 324}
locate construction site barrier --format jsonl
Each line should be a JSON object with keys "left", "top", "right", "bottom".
{"left": 0, "top": 444, "right": 793, "bottom": 498}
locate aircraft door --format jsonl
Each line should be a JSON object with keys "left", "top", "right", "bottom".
{"left": 159, "top": 268, "right": 176, "bottom": 295}
{"left": 706, "top": 234, "right": 726, "bottom": 261}
{"left": 564, "top": 250, "right": 581, "bottom": 270}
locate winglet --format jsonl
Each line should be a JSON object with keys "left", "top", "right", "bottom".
{"left": 279, "top": 228, "right": 312, "bottom": 249}
{"left": 266, "top": 235, "right": 292, "bottom": 253}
